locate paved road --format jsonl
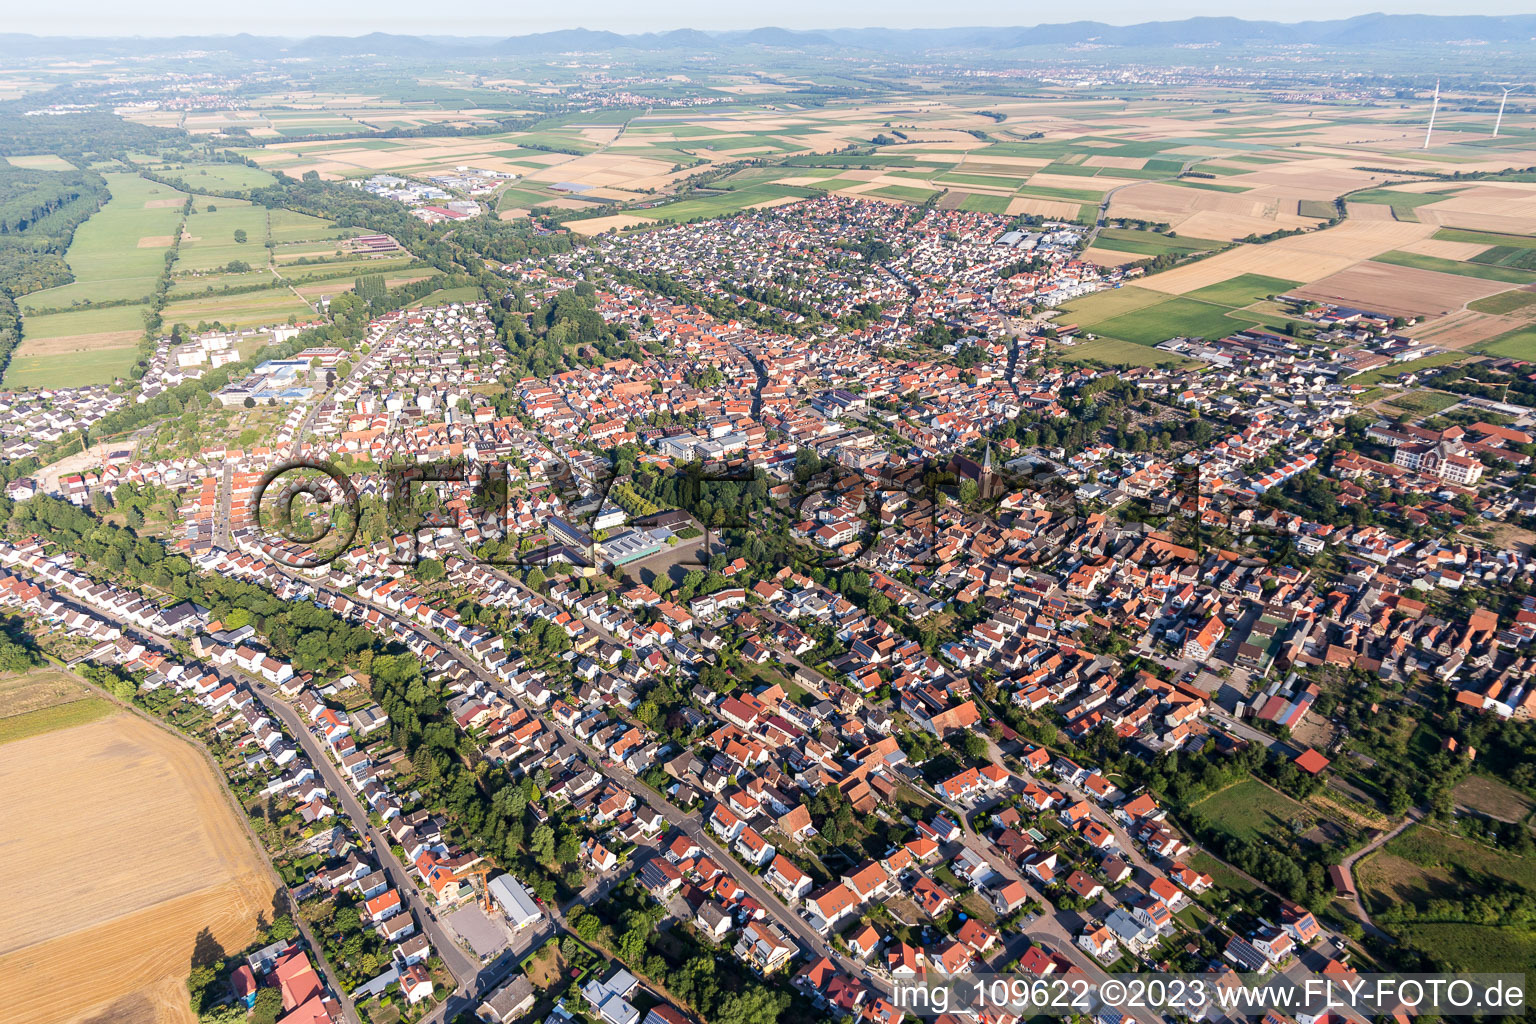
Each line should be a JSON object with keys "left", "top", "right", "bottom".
{"left": 286, "top": 563, "right": 881, "bottom": 990}
{"left": 251, "top": 683, "right": 482, "bottom": 1019}
{"left": 1336, "top": 808, "right": 1422, "bottom": 935}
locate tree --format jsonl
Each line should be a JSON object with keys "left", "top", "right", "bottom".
{"left": 233, "top": 229, "right": 247, "bottom": 244}
{"left": 531, "top": 823, "right": 555, "bottom": 862}
{"left": 251, "top": 987, "right": 284, "bottom": 1024}
{"left": 199, "top": 1006, "right": 246, "bottom": 1024}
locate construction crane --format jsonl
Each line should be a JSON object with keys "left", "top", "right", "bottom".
{"left": 461, "top": 863, "right": 495, "bottom": 913}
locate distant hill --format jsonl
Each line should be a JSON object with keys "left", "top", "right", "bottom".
{"left": 4, "top": 15, "right": 1536, "bottom": 58}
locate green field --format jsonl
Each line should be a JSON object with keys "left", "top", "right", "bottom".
{"left": 1382, "top": 390, "right": 1462, "bottom": 415}
{"left": 1348, "top": 188, "right": 1455, "bottom": 220}
{"left": 408, "top": 285, "right": 485, "bottom": 308}
{"left": 958, "top": 193, "right": 1011, "bottom": 213}
{"left": 1357, "top": 825, "right": 1536, "bottom": 974}
{"left": 643, "top": 184, "right": 816, "bottom": 222}
{"left": 3, "top": 346, "right": 141, "bottom": 388}
{"left": 1298, "top": 199, "right": 1339, "bottom": 219}
{"left": 1432, "top": 228, "right": 1536, "bottom": 250}
{"left": 19, "top": 303, "right": 147, "bottom": 338}
{"left": 1092, "top": 228, "right": 1224, "bottom": 257}
{"left": 177, "top": 201, "right": 271, "bottom": 273}
{"left": 162, "top": 288, "right": 314, "bottom": 330}
{"left": 1373, "top": 251, "right": 1536, "bottom": 286}
{"left": 1190, "top": 778, "right": 1327, "bottom": 846}
{"left": 1468, "top": 289, "right": 1536, "bottom": 317}
{"left": 1471, "top": 246, "right": 1536, "bottom": 271}
{"left": 1057, "top": 285, "right": 1168, "bottom": 327}
{"left": 1183, "top": 273, "right": 1302, "bottom": 307}
{"left": 1473, "top": 327, "right": 1536, "bottom": 361}
{"left": 267, "top": 207, "right": 351, "bottom": 242}
{"left": 156, "top": 162, "right": 278, "bottom": 192}
{"left": 1087, "top": 296, "right": 1261, "bottom": 347}
{"left": 1059, "top": 337, "right": 1197, "bottom": 368}
{"left": 1169, "top": 179, "right": 1249, "bottom": 193}
{"left": 867, "top": 184, "right": 940, "bottom": 203}
{"left": 1349, "top": 351, "right": 1467, "bottom": 385}
{"left": 1016, "top": 184, "right": 1104, "bottom": 203}
{"left": 18, "top": 172, "right": 186, "bottom": 312}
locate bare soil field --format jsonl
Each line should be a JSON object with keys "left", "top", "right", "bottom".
{"left": 1293, "top": 261, "right": 1508, "bottom": 317}
{"left": 0, "top": 711, "right": 276, "bottom": 1024}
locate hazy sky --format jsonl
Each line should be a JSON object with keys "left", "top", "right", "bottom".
{"left": 8, "top": 1, "right": 1534, "bottom": 37}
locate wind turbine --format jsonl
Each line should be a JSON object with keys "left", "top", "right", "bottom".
{"left": 1493, "top": 86, "right": 1513, "bottom": 138}
{"left": 1423, "top": 79, "right": 1441, "bottom": 150}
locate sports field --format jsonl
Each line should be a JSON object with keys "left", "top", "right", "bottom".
{"left": 0, "top": 672, "right": 276, "bottom": 1024}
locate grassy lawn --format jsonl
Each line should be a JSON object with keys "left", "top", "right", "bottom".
{"left": 1190, "top": 778, "right": 1319, "bottom": 846}
{"left": 1372, "top": 251, "right": 1536, "bottom": 286}
{"left": 407, "top": 285, "right": 485, "bottom": 309}
{"left": 268, "top": 207, "right": 352, "bottom": 243}
{"left": 1183, "top": 273, "right": 1302, "bottom": 307}
{"left": 1189, "top": 850, "right": 1260, "bottom": 897}
{"left": 1357, "top": 824, "right": 1536, "bottom": 973}
{"left": 0, "top": 697, "right": 119, "bottom": 745}
{"left": 1472, "top": 327, "right": 1536, "bottom": 361}
{"left": 1382, "top": 389, "right": 1461, "bottom": 415}
{"left": 1168, "top": 179, "right": 1250, "bottom": 193}
{"left": 18, "top": 303, "right": 147, "bottom": 338}
{"left": 1453, "top": 774, "right": 1536, "bottom": 822}
{"left": 1468, "top": 289, "right": 1536, "bottom": 317}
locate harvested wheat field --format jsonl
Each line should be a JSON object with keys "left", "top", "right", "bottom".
{"left": 1006, "top": 197, "right": 1083, "bottom": 219}
{"left": 1398, "top": 238, "right": 1492, "bottom": 261}
{"left": 1404, "top": 310, "right": 1522, "bottom": 349}
{"left": 0, "top": 709, "right": 276, "bottom": 1024}
{"left": 568, "top": 214, "right": 658, "bottom": 235}
{"left": 1293, "top": 261, "right": 1508, "bottom": 318}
